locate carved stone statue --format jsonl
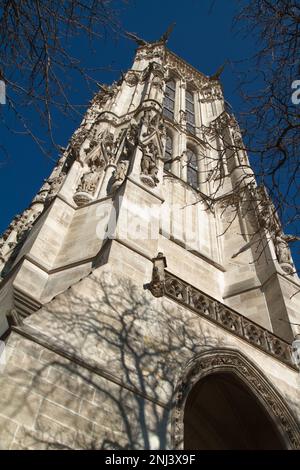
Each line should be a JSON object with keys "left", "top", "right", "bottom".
{"left": 111, "top": 161, "right": 129, "bottom": 193}
{"left": 149, "top": 252, "right": 167, "bottom": 297}
{"left": 108, "top": 123, "right": 140, "bottom": 193}
{"left": 94, "top": 82, "right": 120, "bottom": 108}
{"left": 140, "top": 141, "right": 159, "bottom": 187}
{"left": 102, "top": 133, "right": 115, "bottom": 163}
{"left": 126, "top": 122, "right": 139, "bottom": 147}
{"left": 73, "top": 165, "right": 101, "bottom": 206}
{"left": 274, "top": 231, "right": 300, "bottom": 274}
{"left": 32, "top": 180, "right": 51, "bottom": 203}
{"left": 142, "top": 110, "right": 159, "bottom": 137}
{"left": 125, "top": 71, "right": 139, "bottom": 87}
{"left": 77, "top": 166, "right": 99, "bottom": 194}
{"left": 69, "top": 128, "right": 89, "bottom": 160}
{"left": 48, "top": 173, "right": 66, "bottom": 197}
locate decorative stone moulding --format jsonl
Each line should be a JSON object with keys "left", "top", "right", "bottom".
{"left": 140, "top": 99, "right": 162, "bottom": 113}
{"left": 135, "top": 44, "right": 165, "bottom": 61}
{"left": 279, "top": 262, "right": 295, "bottom": 275}
{"left": 125, "top": 70, "right": 140, "bottom": 87}
{"left": 165, "top": 52, "right": 206, "bottom": 89}
{"left": 148, "top": 263, "right": 295, "bottom": 368}
{"left": 171, "top": 349, "right": 300, "bottom": 450}
{"left": 73, "top": 191, "right": 94, "bottom": 207}
{"left": 140, "top": 174, "right": 158, "bottom": 188}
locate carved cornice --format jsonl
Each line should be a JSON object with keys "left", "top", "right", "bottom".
{"left": 135, "top": 44, "right": 165, "bottom": 61}
{"left": 171, "top": 349, "right": 300, "bottom": 449}
{"left": 165, "top": 49, "right": 223, "bottom": 101}
{"left": 149, "top": 269, "right": 296, "bottom": 369}
{"left": 165, "top": 50, "right": 207, "bottom": 88}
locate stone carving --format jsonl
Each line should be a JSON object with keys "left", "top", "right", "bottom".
{"left": 125, "top": 71, "right": 139, "bottom": 87}
{"left": 244, "top": 184, "right": 299, "bottom": 274}
{"left": 140, "top": 108, "right": 167, "bottom": 162}
{"left": 147, "top": 65, "right": 165, "bottom": 101}
{"left": 69, "top": 127, "right": 89, "bottom": 160}
{"left": 246, "top": 184, "right": 280, "bottom": 236}
{"left": 102, "top": 131, "right": 116, "bottom": 163}
{"left": 274, "top": 231, "right": 300, "bottom": 274}
{"left": 93, "top": 81, "right": 121, "bottom": 108}
{"left": 32, "top": 180, "right": 52, "bottom": 204}
{"left": 179, "top": 110, "right": 187, "bottom": 126}
{"left": 230, "top": 118, "right": 243, "bottom": 147}
{"left": 158, "top": 120, "right": 166, "bottom": 140}
{"left": 158, "top": 272, "right": 295, "bottom": 367}
{"left": 140, "top": 141, "right": 160, "bottom": 187}
{"left": 266, "top": 333, "right": 291, "bottom": 362}
{"left": 111, "top": 161, "right": 129, "bottom": 193}
{"left": 171, "top": 350, "right": 300, "bottom": 450}
{"left": 48, "top": 173, "right": 66, "bottom": 198}
{"left": 73, "top": 152, "right": 105, "bottom": 206}
{"left": 77, "top": 166, "right": 99, "bottom": 194}
{"left": 165, "top": 53, "right": 205, "bottom": 90}
{"left": 126, "top": 121, "right": 139, "bottom": 147}
{"left": 141, "top": 61, "right": 165, "bottom": 88}
{"left": 110, "top": 122, "right": 140, "bottom": 193}
{"left": 191, "top": 292, "right": 211, "bottom": 317}
{"left": 141, "top": 109, "right": 161, "bottom": 138}
{"left": 73, "top": 160, "right": 103, "bottom": 207}
{"left": 135, "top": 44, "right": 165, "bottom": 62}
{"left": 149, "top": 252, "right": 167, "bottom": 297}
{"left": 275, "top": 233, "right": 293, "bottom": 267}
{"left": 228, "top": 115, "right": 248, "bottom": 164}
{"left": 200, "top": 83, "right": 223, "bottom": 101}
{"left": 217, "top": 305, "right": 242, "bottom": 334}
{"left": 95, "top": 111, "right": 119, "bottom": 126}
{"left": 0, "top": 205, "right": 41, "bottom": 276}
{"left": 165, "top": 277, "right": 188, "bottom": 303}
{"left": 243, "top": 321, "right": 267, "bottom": 348}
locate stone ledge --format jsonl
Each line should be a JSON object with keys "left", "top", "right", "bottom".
{"left": 152, "top": 269, "right": 296, "bottom": 370}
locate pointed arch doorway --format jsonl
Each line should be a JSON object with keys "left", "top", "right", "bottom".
{"left": 172, "top": 350, "right": 300, "bottom": 450}
{"left": 184, "top": 372, "right": 284, "bottom": 449}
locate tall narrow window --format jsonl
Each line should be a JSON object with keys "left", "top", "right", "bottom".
{"left": 164, "top": 134, "right": 173, "bottom": 171}
{"left": 163, "top": 80, "right": 176, "bottom": 120}
{"left": 186, "top": 90, "right": 196, "bottom": 135}
{"left": 187, "top": 148, "right": 198, "bottom": 189}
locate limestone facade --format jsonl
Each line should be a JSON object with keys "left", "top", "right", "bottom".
{"left": 0, "top": 41, "right": 299, "bottom": 449}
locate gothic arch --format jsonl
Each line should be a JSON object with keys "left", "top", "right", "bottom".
{"left": 171, "top": 349, "right": 300, "bottom": 449}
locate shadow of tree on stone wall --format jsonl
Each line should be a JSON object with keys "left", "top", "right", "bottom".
{"left": 1, "top": 271, "right": 230, "bottom": 449}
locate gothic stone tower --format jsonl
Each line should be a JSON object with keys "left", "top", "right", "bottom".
{"left": 0, "top": 40, "right": 300, "bottom": 450}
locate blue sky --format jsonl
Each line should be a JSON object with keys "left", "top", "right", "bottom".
{"left": 1, "top": 0, "right": 299, "bottom": 268}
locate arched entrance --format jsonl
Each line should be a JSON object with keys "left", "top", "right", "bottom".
{"left": 184, "top": 373, "right": 284, "bottom": 449}
{"left": 172, "top": 349, "right": 300, "bottom": 450}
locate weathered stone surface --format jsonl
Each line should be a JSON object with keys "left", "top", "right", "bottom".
{"left": 0, "top": 415, "right": 18, "bottom": 450}
{"left": 0, "top": 42, "right": 299, "bottom": 450}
